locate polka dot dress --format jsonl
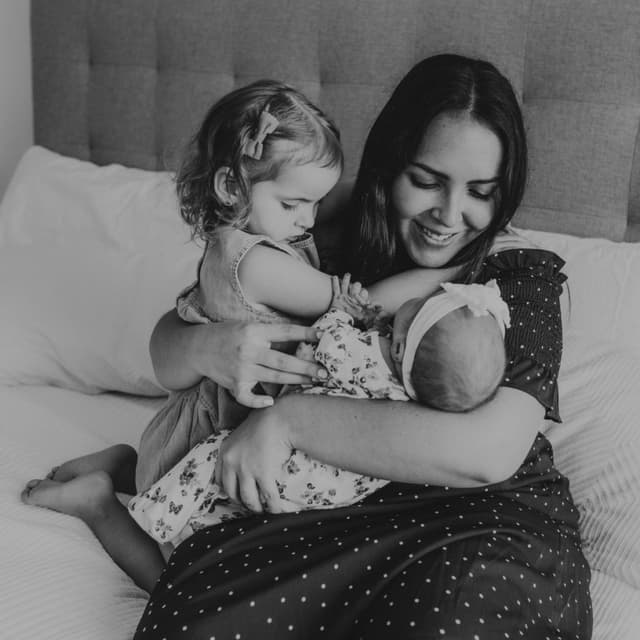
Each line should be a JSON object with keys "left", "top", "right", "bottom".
{"left": 135, "top": 249, "right": 592, "bottom": 640}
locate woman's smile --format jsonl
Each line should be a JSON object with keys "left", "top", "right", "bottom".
{"left": 412, "top": 220, "right": 460, "bottom": 246}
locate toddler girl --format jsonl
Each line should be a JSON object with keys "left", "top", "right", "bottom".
{"left": 22, "top": 79, "right": 347, "bottom": 592}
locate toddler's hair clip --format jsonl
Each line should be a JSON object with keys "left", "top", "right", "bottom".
{"left": 244, "top": 109, "right": 279, "bottom": 160}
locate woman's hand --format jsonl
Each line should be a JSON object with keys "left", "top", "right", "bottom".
{"left": 214, "top": 406, "right": 296, "bottom": 513}
{"left": 150, "top": 310, "right": 327, "bottom": 407}
{"left": 198, "top": 321, "right": 328, "bottom": 408}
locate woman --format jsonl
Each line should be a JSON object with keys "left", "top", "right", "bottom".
{"left": 135, "top": 55, "right": 592, "bottom": 639}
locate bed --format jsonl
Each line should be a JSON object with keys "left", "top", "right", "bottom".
{"left": 1, "top": 1, "right": 639, "bottom": 638}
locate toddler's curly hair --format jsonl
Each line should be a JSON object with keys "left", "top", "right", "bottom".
{"left": 176, "top": 79, "right": 343, "bottom": 242}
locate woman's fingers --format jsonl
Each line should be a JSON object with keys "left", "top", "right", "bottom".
{"left": 232, "top": 383, "right": 275, "bottom": 409}
{"left": 256, "top": 348, "right": 323, "bottom": 378}
{"left": 227, "top": 323, "right": 327, "bottom": 408}
{"left": 258, "top": 486, "right": 298, "bottom": 514}
{"left": 257, "top": 323, "right": 320, "bottom": 345}
{"left": 238, "top": 478, "right": 264, "bottom": 513}
{"left": 257, "top": 485, "right": 280, "bottom": 513}
{"left": 220, "top": 466, "right": 240, "bottom": 504}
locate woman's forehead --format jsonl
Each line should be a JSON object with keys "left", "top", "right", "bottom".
{"left": 413, "top": 112, "right": 502, "bottom": 181}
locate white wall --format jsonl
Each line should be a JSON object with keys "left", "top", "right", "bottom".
{"left": 0, "top": 0, "right": 33, "bottom": 198}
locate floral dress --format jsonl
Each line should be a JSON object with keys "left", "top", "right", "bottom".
{"left": 134, "top": 249, "right": 592, "bottom": 640}
{"left": 128, "top": 308, "right": 407, "bottom": 547}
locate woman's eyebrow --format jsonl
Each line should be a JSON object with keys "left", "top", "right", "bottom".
{"left": 279, "top": 195, "right": 314, "bottom": 202}
{"left": 410, "top": 162, "right": 499, "bottom": 185}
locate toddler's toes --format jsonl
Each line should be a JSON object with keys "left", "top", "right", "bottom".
{"left": 21, "top": 478, "right": 49, "bottom": 504}
{"left": 46, "top": 466, "right": 60, "bottom": 480}
{"left": 20, "top": 473, "right": 111, "bottom": 517}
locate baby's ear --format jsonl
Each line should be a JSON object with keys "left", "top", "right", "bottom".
{"left": 391, "top": 337, "right": 405, "bottom": 363}
{"left": 213, "top": 166, "right": 238, "bottom": 205}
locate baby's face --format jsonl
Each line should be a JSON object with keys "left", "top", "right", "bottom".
{"left": 390, "top": 297, "right": 425, "bottom": 376}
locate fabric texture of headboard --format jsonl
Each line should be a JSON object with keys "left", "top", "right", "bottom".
{"left": 31, "top": 0, "right": 640, "bottom": 241}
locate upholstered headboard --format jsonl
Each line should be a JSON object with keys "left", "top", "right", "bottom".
{"left": 31, "top": 0, "right": 640, "bottom": 241}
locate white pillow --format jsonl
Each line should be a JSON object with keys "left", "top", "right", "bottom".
{"left": 0, "top": 245, "right": 197, "bottom": 395}
{"left": 0, "top": 146, "right": 193, "bottom": 253}
{"left": 0, "top": 146, "right": 201, "bottom": 395}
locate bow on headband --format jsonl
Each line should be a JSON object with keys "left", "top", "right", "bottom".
{"left": 244, "top": 110, "right": 279, "bottom": 160}
{"left": 401, "top": 279, "right": 511, "bottom": 401}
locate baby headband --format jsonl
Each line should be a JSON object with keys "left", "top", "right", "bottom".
{"left": 244, "top": 109, "right": 279, "bottom": 160}
{"left": 401, "top": 279, "right": 511, "bottom": 401}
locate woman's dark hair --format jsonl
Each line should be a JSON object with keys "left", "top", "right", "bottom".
{"left": 177, "top": 79, "right": 343, "bottom": 242}
{"left": 345, "top": 54, "right": 527, "bottom": 284}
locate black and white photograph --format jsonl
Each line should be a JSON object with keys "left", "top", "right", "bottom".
{"left": 1, "top": 1, "right": 639, "bottom": 638}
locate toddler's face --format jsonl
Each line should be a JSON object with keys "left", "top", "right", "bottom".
{"left": 247, "top": 162, "right": 341, "bottom": 242}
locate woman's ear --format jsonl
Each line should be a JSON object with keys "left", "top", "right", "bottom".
{"left": 213, "top": 167, "right": 238, "bottom": 206}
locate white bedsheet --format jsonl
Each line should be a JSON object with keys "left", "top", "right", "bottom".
{"left": 2, "top": 361, "right": 640, "bottom": 639}
{"left": 0, "top": 385, "right": 163, "bottom": 640}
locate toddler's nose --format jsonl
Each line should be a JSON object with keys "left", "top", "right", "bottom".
{"left": 298, "top": 206, "right": 316, "bottom": 230}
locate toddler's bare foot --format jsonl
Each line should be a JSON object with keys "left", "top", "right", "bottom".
{"left": 47, "top": 444, "right": 137, "bottom": 494}
{"left": 21, "top": 471, "right": 118, "bottom": 522}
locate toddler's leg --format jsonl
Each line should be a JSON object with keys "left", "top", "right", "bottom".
{"left": 46, "top": 444, "right": 138, "bottom": 494}
{"left": 129, "top": 431, "right": 251, "bottom": 544}
{"left": 22, "top": 471, "right": 164, "bottom": 593}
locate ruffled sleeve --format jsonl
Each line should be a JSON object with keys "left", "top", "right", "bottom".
{"left": 478, "top": 249, "right": 567, "bottom": 422}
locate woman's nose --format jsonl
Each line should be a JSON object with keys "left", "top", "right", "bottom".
{"left": 432, "top": 191, "right": 462, "bottom": 227}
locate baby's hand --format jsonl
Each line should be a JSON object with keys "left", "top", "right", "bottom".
{"left": 371, "top": 310, "right": 393, "bottom": 335}
{"left": 330, "top": 274, "right": 382, "bottom": 327}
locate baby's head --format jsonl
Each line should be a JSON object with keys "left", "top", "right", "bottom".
{"left": 393, "top": 281, "right": 510, "bottom": 412}
{"left": 177, "top": 79, "right": 343, "bottom": 243}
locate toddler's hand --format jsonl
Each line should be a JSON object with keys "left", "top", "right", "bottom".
{"left": 330, "top": 274, "right": 382, "bottom": 326}
{"left": 371, "top": 310, "right": 393, "bottom": 334}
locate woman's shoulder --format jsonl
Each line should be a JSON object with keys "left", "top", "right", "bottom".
{"left": 489, "top": 226, "right": 537, "bottom": 253}
{"left": 483, "top": 228, "right": 566, "bottom": 282}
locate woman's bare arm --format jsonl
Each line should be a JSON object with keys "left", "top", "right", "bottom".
{"left": 281, "top": 387, "right": 542, "bottom": 484}
{"left": 367, "top": 266, "right": 460, "bottom": 314}
{"left": 214, "top": 386, "right": 544, "bottom": 511}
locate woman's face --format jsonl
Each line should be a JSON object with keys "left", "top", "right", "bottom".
{"left": 391, "top": 111, "right": 502, "bottom": 268}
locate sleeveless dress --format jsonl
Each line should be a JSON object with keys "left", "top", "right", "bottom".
{"left": 135, "top": 228, "right": 319, "bottom": 493}
{"left": 128, "top": 308, "right": 407, "bottom": 547}
{"left": 134, "top": 248, "right": 592, "bottom": 640}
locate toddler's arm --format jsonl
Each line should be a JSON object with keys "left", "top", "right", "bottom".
{"left": 238, "top": 244, "right": 334, "bottom": 318}
{"left": 239, "top": 245, "right": 382, "bottom": 324}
